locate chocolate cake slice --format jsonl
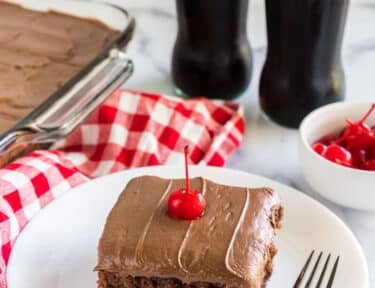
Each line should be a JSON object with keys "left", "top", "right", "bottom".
{"left": 95, "top": 176, "right": 283, "bottom": 288}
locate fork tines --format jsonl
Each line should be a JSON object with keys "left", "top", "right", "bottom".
{"left": 293, "top": 250, "right": 340, "bottom": 288}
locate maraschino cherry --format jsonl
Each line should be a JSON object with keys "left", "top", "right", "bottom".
{"left": 323, "top": 144, "right": 353, "bottom": 167}
{"left": 339, "top": 103, "right": 375, "bottom": 150}
{"left": 167, "top": 145, "right": 206, "bottom": 220}
{"left": 312, "top": 143, "right": 327, "bottom": 155}
{"left": 312, "top": 103, "right": 375, "bottom": 171}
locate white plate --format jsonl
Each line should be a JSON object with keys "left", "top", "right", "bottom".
{"left": 7, "top": 166, "right": 369, "bottom": 288}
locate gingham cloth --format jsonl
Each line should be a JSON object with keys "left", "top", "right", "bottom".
{"left": 0, "top": 89, "right": 245, "bottom": 287}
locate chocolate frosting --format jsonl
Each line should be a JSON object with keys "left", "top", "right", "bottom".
{"left": 96, "top": 176, "right": 282, "bottom": 288}
{"left": 0, "top": 2, "right": 118, "bottom": 132}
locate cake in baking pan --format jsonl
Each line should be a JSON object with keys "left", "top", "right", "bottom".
{"left": 0, "top": 1, "right": 118, "bottom": 132}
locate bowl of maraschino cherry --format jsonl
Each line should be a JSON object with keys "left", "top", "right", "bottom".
{"left": 299, "top": 102, "right": 375, "bottom": 211}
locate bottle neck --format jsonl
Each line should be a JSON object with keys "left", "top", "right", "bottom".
{"left": 176, "top": 0, "right": 249, "bottom": 47}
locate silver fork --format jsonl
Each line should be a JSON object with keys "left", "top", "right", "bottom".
{"left": 293, "top": 250, "right": 340, "bottom": 288}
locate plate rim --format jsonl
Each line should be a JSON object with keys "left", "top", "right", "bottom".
{"left": 7, "top": 165, "right": 370, "bottom": 287}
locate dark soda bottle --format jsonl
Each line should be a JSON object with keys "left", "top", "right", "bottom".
{"left": 260, "top": 0, "right": 349, "bottom": 128}
{"left": 172, "top": 0, "right": 252, "bottom": 100}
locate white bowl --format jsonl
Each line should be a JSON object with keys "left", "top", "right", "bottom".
{"left": 299, "top": 101, "right": 375, "bottom": 211}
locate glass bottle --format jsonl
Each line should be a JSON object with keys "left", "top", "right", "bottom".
{"left": 260, "top": 0, "right": 349, "bottom": 128}
{"left": 172, "top": 0, "right": 252, "bottom": 100}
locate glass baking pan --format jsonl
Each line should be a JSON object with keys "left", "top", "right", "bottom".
{"left": 0, "top": 0, "right": 135, "bottom": 167}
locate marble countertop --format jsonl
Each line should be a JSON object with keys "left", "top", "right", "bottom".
{"left": 108, "top": 0, "right": 375, "bottom": 285}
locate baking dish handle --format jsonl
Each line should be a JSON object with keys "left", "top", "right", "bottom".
{"left": 0, "top": 131, "right": 42, "bottom": 167}
{"left": 0, "top": 49, "right": 133, "bottom": 167}
{"left": 31, "top": 49, "right": 133, "bottom": 134}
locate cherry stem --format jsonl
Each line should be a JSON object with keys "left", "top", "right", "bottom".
{"left": 345, "top": 118, "right": 354, "bottom": 126}
{"left": 184, "top": 145, "right": 190, "bottom": 194}
{"left": 358, "top": 103, "right": 375, "bottom": 124}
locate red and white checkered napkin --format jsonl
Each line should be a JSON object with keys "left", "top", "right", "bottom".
{"left": 0, "top": 89, "right": 245, "bottom": 287}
